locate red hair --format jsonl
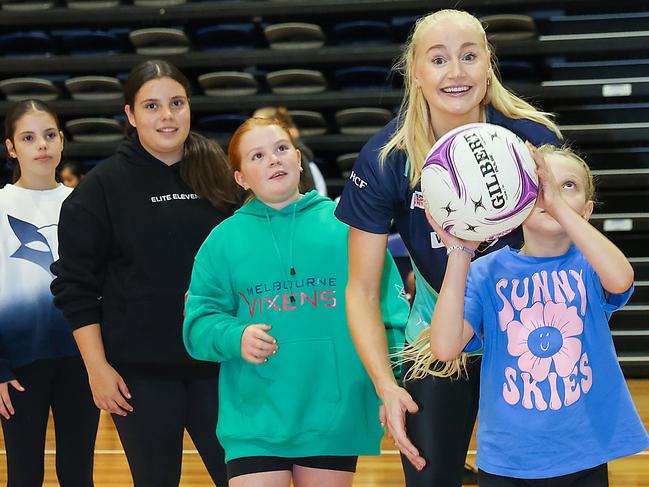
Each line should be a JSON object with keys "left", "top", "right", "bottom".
{"left": 228, "top": 117, "right": 296, "bottom": 173}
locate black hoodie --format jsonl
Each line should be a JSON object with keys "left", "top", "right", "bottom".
{"left": 51, "top": 137, "right": 233, "bottom": 368}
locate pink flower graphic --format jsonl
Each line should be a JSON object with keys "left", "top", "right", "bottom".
{"left": 506, "top": 301, "right": 583, "bottom": 382}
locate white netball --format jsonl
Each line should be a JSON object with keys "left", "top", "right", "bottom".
{"left": 421, "top": 122, "right": 539, "bottom": 241}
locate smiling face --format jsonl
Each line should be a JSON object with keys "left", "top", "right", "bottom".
{"left": 524, "top": 153, "right": 595, "bottom": 236}
{"left": 124, "top": 76, "right": 190, "bottom": 165}
{"left": 413, "top": 16, "right": 490, "bottom": 133}
{"left": 233, "top": 124, "right": 302, "bottom": 210}
{"left": 5, "top": 110, "right": 64, "bottom": 181}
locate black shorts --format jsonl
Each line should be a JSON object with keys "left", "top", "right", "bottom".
{"left": 227, "top": 455, "right": 358, "bottom": 479}
{"left": 478, "top": 463, "right": 608, "bottom": 487}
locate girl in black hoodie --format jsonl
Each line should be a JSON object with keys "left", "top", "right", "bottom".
{"left": 51, "top": 60, "right": 240, "bottom": 487}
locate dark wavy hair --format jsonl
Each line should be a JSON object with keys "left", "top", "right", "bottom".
{"left": 124, "top": 59, "right": 241, "bottom": 211}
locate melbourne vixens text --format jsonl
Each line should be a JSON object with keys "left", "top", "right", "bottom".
{"left": 240, "top": 277, "right": 338, "bottom": 317}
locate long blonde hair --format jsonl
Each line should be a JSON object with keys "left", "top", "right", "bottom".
{"left": 400, "top": 144, "right": 595, "bottom": 380}
{"left": 380, "top": 9, "right": 561, "bottom": 188}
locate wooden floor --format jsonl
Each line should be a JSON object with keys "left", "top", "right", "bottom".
{"left": 1, "top": 380, "right": 647, "bottom": 486}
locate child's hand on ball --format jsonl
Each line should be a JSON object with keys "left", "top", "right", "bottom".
{"left": 526, "top": 142, "right": 563, "bottom": 217}
{"left": 425, "top": 208, "right": 481, "bottom": 252}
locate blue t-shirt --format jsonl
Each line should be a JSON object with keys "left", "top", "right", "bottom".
{"left": 335, "top": 106, "right": 561, "bottom": 342}
{"left": 463, "top": 245, "right": 649, "bottom": 478}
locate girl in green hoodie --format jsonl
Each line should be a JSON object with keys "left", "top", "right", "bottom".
{"left": 183, "top": 118, "right": 408, "bottom": 487}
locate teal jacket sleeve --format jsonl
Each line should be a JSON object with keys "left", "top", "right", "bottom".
{"left": 380, "top": 253, "right": 410, "bottom": 380}
{"left": 183, "top": 233, "right": 248, "bottom": 363}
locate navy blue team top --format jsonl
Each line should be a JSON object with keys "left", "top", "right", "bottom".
{"left": 335, "top": 106, "right": 562, "bottom": 342}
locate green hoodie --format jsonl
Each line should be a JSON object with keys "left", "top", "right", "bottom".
{"left": 183, "top": 190, "right": 408, "bottom": 461}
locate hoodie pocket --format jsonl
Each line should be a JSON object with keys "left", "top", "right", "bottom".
{"left": 237, "top": 338, "right": 341, "bottom": 439}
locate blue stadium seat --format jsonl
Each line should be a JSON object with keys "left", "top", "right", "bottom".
{"left": 391, "top": 16, "right": 419, "bottom": 43}
{"left": 498, "top": 60, "right": 537, "bottom": 82}
{"left": 334, "top": 66, "right": 391, "bottom": 91}
{"left": 196, "top": 114, "right": 248, "bottom": 138}
{"left": 194, "top": 24, "right": 257, "bottom": 51}
{"left": 333, "top": 20, "right": 391, "bottom": 45}
{"left": 0, "top": 31, "right": 53, "bottom": 57}
{"left": 56, "top": 29, "right": 126, "bottom": 55}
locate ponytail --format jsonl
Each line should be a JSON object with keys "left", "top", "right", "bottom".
{"left": 11, "top": 163, "right": 20, "bottom": 183}
{"left": 180, "top": 131, "right": 242, "bottom": 212}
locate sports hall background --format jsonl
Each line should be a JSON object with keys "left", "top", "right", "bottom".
{"left": 0, "top": 0, "right": 647, "bottom": 484}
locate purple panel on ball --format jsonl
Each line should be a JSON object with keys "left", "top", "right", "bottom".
{"left": 485, "top": 142, "right": 538, "bottom": 222}
{"left": 424, "top": 133, "right": 462, "bottom": 198}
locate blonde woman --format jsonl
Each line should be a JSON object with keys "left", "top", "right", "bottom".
{"left": 335, "top": 9, "right": 562, "bottom": 486}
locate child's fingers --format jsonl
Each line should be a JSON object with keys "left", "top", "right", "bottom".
{"left": 253, "top": 324, "right": 272, "bottom": 332}
{"left": 255, "top": 341, "right": 277, "bottom": 356}
{"left": 8, "top": 380, "right": 24, "bottom": 392}
{"left": 255, "top": 329, "right": 276, "bottom": 345}
{"left": 243, "top": 352, "right": 267, "bottom": 364}
{"left": 526, "top": 142, "right": 548, "bottom": 173}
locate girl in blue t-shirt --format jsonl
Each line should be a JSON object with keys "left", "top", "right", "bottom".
{"left": 423, "top": 144, "right": 649, "bottom": 485}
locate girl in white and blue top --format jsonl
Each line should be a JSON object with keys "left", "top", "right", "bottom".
{"left": 425, "top": 144, "right": 648, "bottom": 486}
{"left": 0, "top": 100, "right": 98, "bottom": 487}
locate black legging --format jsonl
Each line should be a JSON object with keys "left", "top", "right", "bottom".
{"left": 112, "top": 365, "right": 227, "bottom": 487}
{"left": 0, "top": 356, "right": 99, "bottom": 487}
{"left": 479, "top": 463, "right": 608, "bottom": 487}
{"left": 400, "top": 356, "right": 481, "bottom": 487}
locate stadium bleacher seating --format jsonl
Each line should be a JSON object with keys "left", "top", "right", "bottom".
{"left": 0, "top": 0, "right": 646, "bottom": 375}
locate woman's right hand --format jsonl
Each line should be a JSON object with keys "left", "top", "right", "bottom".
{"left": 425, "top": 208, "right": 481, "bottom": 252}
{"left": 241, "top": 324, "right": 278, "bottom": 364}
{"left": 380, "top": 383, "right": 426, "bottom": 471}
{"left": 87, "top": 362, "right": 133, "bottom": 416}
{"left": 0, "top": 380, "right": 24, "bottom": 420}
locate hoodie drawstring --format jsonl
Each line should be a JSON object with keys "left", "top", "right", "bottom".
{"left": 265, "top": 204, "right": 297, "bottom": 303}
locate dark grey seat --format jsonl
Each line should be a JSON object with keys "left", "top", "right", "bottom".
{"left": 335, "top": 107, "right": 392, "bottom": 135}
{"left": 129, "top": 28, "right": 190, "bottom": 55}
{"left": 1, "top": 0, "right": 53, "bottom": 10}
{"left": 66, "top": 0, "right": 120, "bottom": 8}
{"left": 134, "top": 0, "right": 185, "bottom": 6}
{"left": 336, "top": 152, "right": 359, "bottom": 175}
{"left": 0, "top": 77, "right": 59, "bottom": 101}
{"left": 480, "top": 14, "right": 537, "bottom": 41}
{"left": 66, "top": 118, "right": 124, "bottom": 142}
{"left": 198, "top": 71, "right": 259, "bottom": 96}
{"left": 288, "top": 110, "right": 327, "bottom": 136}
{"left": 266, "top": 69, "right": 326, "bottom": 94}
{"left": 264, "top": 22, "right": 325, "bottom": 50}
{"left": 65, "top": 75, "right": 123, "bottom": 101}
